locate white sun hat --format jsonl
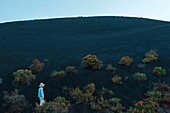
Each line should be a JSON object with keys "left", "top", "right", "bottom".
{"left": 39, "top": 83, "right": 45, "bottom": 87}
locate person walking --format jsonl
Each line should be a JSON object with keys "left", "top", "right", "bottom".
{"left": 38, "top": 83, "right": 45, "bottom": 106}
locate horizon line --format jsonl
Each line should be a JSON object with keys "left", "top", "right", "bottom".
{"left": 0, "top": 15, "right": 170, "bottom": 24}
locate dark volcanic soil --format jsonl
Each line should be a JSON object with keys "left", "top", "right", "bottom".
{"left": 0, "top": 16, "right": 170, "bottom": 113}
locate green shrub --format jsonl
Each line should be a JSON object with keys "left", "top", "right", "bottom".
{"left": 145, "top": 91, "right": 162, "bottom": 101}
{"left": 82, "top": 54, "right": 103, "bottom": 70}
{"left": 35, "top": 96, "right": 70, "bottom": 113}
{"left": 3, "top": 89, "right": 31, "bottom": 113}
{"left": 143, "top": 49, "right": 158, "bottom": 63}
{"left": 142, "top": 56, "right": 157, "bottom": 63}
{"left": 132, "top": 72, "right": 147, "bottom": 82}
{"left": 112, "top": 75, "right": 122, "bottom": 85}
{"left": 110, "top": 103, "right": 124, "bottom": 113}
{"left": 106, "top": 64, "right": 116, "bottom": 74}
{"left": 13, "top": 69, "right": 36, "bottom": 85}
{"left": 128, "top": 99, "right": 159, "bottom": 113}
{"left": 84, "top": 83, "right": 96, "bottom": 94}
{"left": 65, "top": 66, "right": 77, "bottom": 75}
{"left": 29, "top": 59, "right": 44, "bottom": 73}
{"left": 97, "top": 96, "right": 110, "bottom": 108}
{"left": 153, "top": 83, "right": 170, "bottom": 104}
{"left": 118, "top": 56, "right": 133, "bottom": 66}
{"left": 109, "top": 98, "right": 121, "bottom": 104}
{"left": 91, "top": 96, "right": 124, "bottom": 113}
{"left": 90, "top": 102, "right": 101, "bottom": 111}
{"left": 153, "top": 67, "right": 166, "bottom": 76}
{"left": 69, "top": 83, "right": 96, "bottom": 104}
{"left": 51, "top": 71, "right": 65, "bottom": 78}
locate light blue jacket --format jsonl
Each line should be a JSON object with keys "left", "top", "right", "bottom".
{"left": 38, "top": 87, "right": 44, "bottom": 98}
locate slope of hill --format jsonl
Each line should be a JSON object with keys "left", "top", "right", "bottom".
{"left": 0, "top": 16, "right": 170, "bottom": 113}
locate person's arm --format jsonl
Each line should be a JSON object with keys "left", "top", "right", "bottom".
{"left": 40, "top": 88, "right": 44, "bottom": 99}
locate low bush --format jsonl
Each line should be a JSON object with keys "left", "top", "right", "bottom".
{"left": 91, "top": 96, "right": 124, "bottom": 113}
{"left": 65, "top": 66, "right": 77, "bottom": 75}
{"left": 84, "top": 83, "right": 96, "bottom": 94}
{"left": 13, "top": 69, "right": 36, "bottom": 85}
{"left": 153, "top": 67, "right": 166, "bottom": 76}
{"left": 132, "top": 72, "right": 147, "bottom": 82}
{"left": 82, "top": 54, "right": 103, "bottom": 70}
{"left": 142, "top": 49, "right": 158, "bottom": 63}
{"left": 51, "top": 70, "right": 65, "bottom": 78}
{"left": 106, "top": 64, "right": 116, "bottom": 74}
{"left": 29, "top": 59, "right": 44, "bottom": 73}
{"left": 35, "top": 96, "right": 70, "bottom": 113}
{"left": 69, "top": 83, "right": 96, "bottom": 104}
{"left": 153, "top": 83, "right": 170, "bottom": 104}
{"left": 112, "top": 75, "right": 122, "bottom": 85}
{"left": 118, "top": 56, "right": 133, "bottom": 66}
{"left": 3, "top": 89, "right": 31, "bottom": 113}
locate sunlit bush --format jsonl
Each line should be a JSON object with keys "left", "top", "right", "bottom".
{"left": 153, "top": 67, "right": 166, "bottom": 76}
{"left": 118, "top": 56, "right": 133, "bottom": 66}
{"left": 82, "top": 54, "right": 103, "bottom": 70}
{"left": 13, "top": 69, "right": 36, "bottom": 85}
{"left": 112, "top": 75, "right": 122, "bottom": 84}
{"left": 142, "top": 49, "right": 158, "bottom": 63}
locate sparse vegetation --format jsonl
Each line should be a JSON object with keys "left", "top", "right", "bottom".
{"left": 109, "top": 98, "right": 121, "bottom": 104}
{"left": 51, "top": 70, "right": 65, "bottom": 78}
{"left": 29, "top": 59, "right": 44, "bottom": 73}
{"left": 13, "top": 69, "right": 36, "bottom": 85}
{"left": 153, "top": 67, "right": 166, "bottom": 76}
{"left": 153, "top": 83, "right": 170, "bottom": 104}
{"left": 65, "top": 66, "right": 77, "bottom": 75}
{"left": 91, "top": 96, "right": 124, "bottom": 112}
{"left": 143, "top": 49, "right": 158, "bottom": 63}
{"left": 128, "top": 90, "right": 160, "bottom": 113}
{"left": 1, "top": 17, "right": 170, "bottom": 113}
{"left": 106, "top": 64, "right": 117, "bottom": 74}
{"left": 3, "top": 89, "right": 31, "bottom": 113}
{"left": 132, "top": 72, "right": 147, "bottom": 82}
{"left": 82, "top": 54, "right": 103, "bottom": 70}
{"left": 35, "top": 96, "right": 70, "bottom": 113}
{"left": 118, "top": 56, "right": 133, "bottom": 66}
{"left": 112, "top": 75, "right": 122, "bottom": 84}
{"left": 69, "top": 83, "right": 96, "bottom": 104}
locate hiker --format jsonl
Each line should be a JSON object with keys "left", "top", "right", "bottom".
{"left": 38, "top": 83, "right": 45, "bottom": 106}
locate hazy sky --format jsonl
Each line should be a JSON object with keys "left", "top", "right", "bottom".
{"left": 0, "top": 0, "right": 170, "bottom": 23}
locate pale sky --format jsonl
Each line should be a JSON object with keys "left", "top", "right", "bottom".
{"left": 0, "top": 0, "right": 170, "bottom": 23}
